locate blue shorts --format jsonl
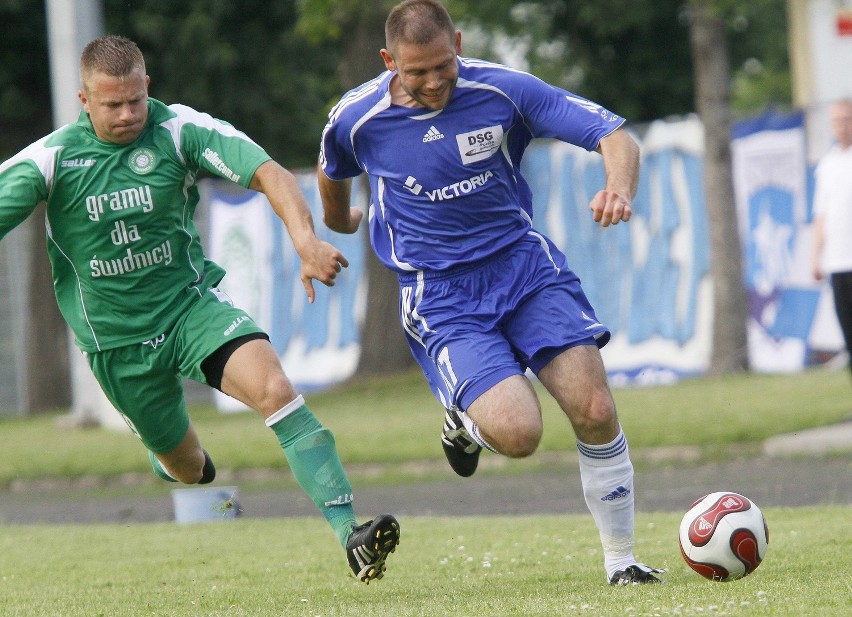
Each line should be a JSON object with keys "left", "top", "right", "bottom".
{"left": 398, "top": 233, "right": 610, "bottom": 412}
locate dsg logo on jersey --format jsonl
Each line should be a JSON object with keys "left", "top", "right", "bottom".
{"left": 455, "top": 125, "right": 503, "bottom": 165}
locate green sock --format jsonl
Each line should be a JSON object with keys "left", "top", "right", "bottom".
{"left": 270, "top": 404, "right": 356, "bottom": 548}
{"left": 147, "top": 450, "right": 177, "bottom": 482}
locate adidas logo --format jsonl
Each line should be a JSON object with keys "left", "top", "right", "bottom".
{"left": 601, "top": 485, "right": 631, "bottom": 501}
{"left": 423, "top": 125, "right": 444, "bottom": 142}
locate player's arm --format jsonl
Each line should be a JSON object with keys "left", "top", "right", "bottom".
{"left": 317, "top": 166, "right": 363, "bottom": 234}
{"left": 589, "top": 128, "right": 640, "bottom": 227}
{"left": 0, "top": 164, "right": 48, "bottom": 241}
{"left": 249, "top": 160, "right": 348, "bottom": 303}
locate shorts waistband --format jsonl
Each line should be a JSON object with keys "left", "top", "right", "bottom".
{"left": 397, "top": 253, "right": 496, "bottom": 284}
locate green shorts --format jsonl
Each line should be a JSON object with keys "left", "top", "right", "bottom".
{"left": 87, "top": 286, "right": 266, "bottom": 454}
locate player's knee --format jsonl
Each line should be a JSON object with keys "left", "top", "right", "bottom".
{"left": 500, "top": 419, "right": 542, "bottom": 458}
{"left": 253, "top": 371, "right": 297, "bottom": 416}
{"left": 571, "top": 393, "right": 617, "bottom": 434}
{"left": 168, "top": 450, "right": 210, "bottom": 484}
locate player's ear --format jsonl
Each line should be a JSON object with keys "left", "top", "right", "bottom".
{"left": 455, "top": 30, "right": 462, "bottom": 55}
{"left": 380, "top": 49, "right": 395, "bottom": 72}
{"left": 78, "top": 89, "right": 89, "bottom": 111}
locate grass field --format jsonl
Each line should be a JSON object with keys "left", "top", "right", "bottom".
{"left": 0, "top": 368, "right": 850, "bottom": 615}
{"left": 1, "top": 509, "right": 850, "bottom": 616}
{"left": 0, "top": 367, "right": 850, "bottom": 487}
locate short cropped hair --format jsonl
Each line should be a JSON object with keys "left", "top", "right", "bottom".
{"left": 80, "top": 35, "right": 146, "bottom": 89}
{"left": 385, "top": 0, "right": 455, "bottom": 52}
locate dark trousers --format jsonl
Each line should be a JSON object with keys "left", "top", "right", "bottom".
{"left": 830, "top": 271, "right": 852, "bottom": 375}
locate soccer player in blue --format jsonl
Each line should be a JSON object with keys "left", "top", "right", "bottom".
{"left": 317, "top": 0, "right": 663, "bottom": 585}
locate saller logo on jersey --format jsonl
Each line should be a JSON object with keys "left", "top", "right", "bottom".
{"left": 203, "top": 148, "right": 241, "bottom": 182}
{"left": 455, "top": 125, "right": 503, "bottom": 165}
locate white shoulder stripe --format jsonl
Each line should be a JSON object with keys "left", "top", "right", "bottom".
{"left": 459, "top": 57, "right": 526, "bottom": 76}
{"left": 349, "top": 93, "right": 392, "bottom": 149}
{"left": 0, "top": 128, "right": 65, "bottom": 189}
{"left": 162, "top": 104, "right": 260, "bottom": 163}
{"left": 456, "top": 77, "right": 524, "bottom": 120}
{"left": 327, "top": 73, "right": 389, "bottom": 124}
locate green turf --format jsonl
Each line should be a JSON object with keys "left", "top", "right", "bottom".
{"left": 1, "top": 370, "right": 849, "bottom": 615}
{"left": 0, "top": 508, "right": 848, "bottom": 616}
{"left": 0, "top": 367, "right": 850, "bottom": 487}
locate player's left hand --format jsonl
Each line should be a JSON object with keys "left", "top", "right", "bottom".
{"left": 590, "top": 189, "right": 632, "bottom": 227}
{"left": 299, "top": 240, "right": 349, "bottom": 303}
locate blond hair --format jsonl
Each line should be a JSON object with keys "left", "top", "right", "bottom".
{"left": 80, "top": 35, "right": 146, "bottom": 90}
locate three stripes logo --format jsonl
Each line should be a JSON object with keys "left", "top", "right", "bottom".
{"left": 423, "top": 125, "right": 444, "bottom": 142}
{"left": 601, "top": 485, "right": 631, "bottom": 501}
{"left": 350, "top": 544, "right": 376, "bottom": 572}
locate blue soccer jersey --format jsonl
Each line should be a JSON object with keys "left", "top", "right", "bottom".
{"left": 320, "top": 57, "right": 625, "bottom": 273}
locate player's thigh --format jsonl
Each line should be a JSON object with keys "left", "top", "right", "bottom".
{"left": 219, "top": 337, "right": 296, "bottom": 416}
{"left": 465, "top": 373, "right": 543, "bottom": 451}
{"left": 87, "top": 345, "right": 189, "bottom": 454}
{"left": 536, "top": 344, "right": 618, "bottom": 432}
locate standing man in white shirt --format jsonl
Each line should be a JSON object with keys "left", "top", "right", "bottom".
{"left": 812, "top": 98, "right": 852, "bottom": 378}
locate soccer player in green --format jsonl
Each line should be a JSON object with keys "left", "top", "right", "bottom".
{"left": 0, "top": 35, "right": 398, "bottom": 583}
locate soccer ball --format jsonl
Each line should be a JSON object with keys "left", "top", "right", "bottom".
{"left": 678, "top": 491, "right": 769, "bottom": 581}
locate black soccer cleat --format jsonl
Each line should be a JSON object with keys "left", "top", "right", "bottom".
{"left": 441, "top": 406, "right": 482, "bottom": 477}
{"left": 346, "top": 514, "right": 400, "bottom": 584}
{"left": 609, "top": 564, "right": 665, "bottom": 586}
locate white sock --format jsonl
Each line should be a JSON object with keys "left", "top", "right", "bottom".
{"left": 576, "top": 426, "right": 637, "bottom": 580}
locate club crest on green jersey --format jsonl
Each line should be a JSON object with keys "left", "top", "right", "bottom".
{"left": 127, "top": 148, "right": 157, "bottom": 175}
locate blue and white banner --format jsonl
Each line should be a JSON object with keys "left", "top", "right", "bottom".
{"left": 523, "top": 117, "right": 712, "bottom": 386}
{"left": 732, "top": 110, "right": 842, "bottom": 372}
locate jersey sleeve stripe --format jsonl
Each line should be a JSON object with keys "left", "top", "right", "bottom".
{"left": 326, "top": 73, "right": 390, "bottom": 125}
{"left": 0, "top": 131, "right": 63, "bottom": 191}
{"left": 164, "top": 104, "right": 261, "bottom": 152}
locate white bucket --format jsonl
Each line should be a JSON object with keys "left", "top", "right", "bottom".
{"left": 171, "top": 486, "right": 241, "bottom": 524}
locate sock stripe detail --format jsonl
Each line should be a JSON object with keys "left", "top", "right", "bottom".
{"left": 265, "top": 394, "right": 306, "bottom": 427}
{"left": 577, "top": 432, "right": 627, "bottom": 460}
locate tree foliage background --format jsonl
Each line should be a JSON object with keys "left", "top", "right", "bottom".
{"left": 0, "top": 0, "right": 342, "bottom": 167}
{"left": 1, "top": 0, "right": 790, "bottom": 161}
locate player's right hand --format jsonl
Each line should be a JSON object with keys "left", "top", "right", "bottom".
{"left": 299, "top": 240, "right": 350, "bottom": 303}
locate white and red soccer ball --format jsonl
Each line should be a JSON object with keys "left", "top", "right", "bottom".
{"left": 679, "top": 491, "right": 769, "bottom": 581}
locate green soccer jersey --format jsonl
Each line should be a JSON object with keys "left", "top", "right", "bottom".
{"left": 0, "top": 98, "right": 271, "bottom": 352}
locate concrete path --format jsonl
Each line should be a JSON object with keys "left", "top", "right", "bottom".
{"left": 1, "top": 423, "right": 849, "bottom": 525}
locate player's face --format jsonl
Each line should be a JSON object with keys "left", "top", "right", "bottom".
{"left": 383, "top": 31, "right": 461, "bottom": 111}
{"left": 79, "top": 69, "right": 150, "bottom": 144}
